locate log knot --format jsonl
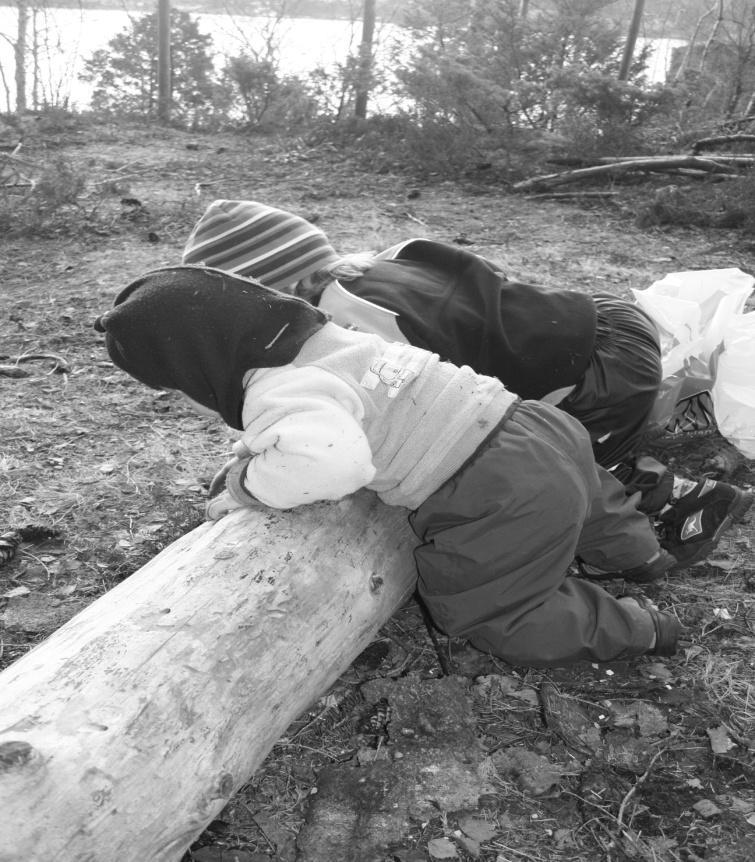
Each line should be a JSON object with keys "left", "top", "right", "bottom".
{"left": 217, "top": 771, "right": 234, "bottom": 797}
{"left": 0, "top": 740, "right": 38, "bottom": 773}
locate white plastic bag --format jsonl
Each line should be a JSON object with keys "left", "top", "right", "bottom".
{"left": 632, "top": 268, "right": 754, "bottom": 440}
{"left": 632, "top": 268, "right": 754, "bottom": 378}
{"left": 712, "top": 312, "right": 755, "bottom": 458}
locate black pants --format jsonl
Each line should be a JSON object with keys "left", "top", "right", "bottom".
{"left": 559, "top": 295, "right": 662, "bottom": 470}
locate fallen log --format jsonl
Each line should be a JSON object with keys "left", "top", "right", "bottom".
{"left": 513, "top": 154, "right": 753, "bottom": 192}
{"left": 0, "top": 491, "right": 418, "bottom": 862}
{"left": 691, "top": 134, "right": 755, "bottom": 153}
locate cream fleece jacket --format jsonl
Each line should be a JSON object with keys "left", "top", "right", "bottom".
{"left": 232, "top": 323, "right": 517, "bottom": 509}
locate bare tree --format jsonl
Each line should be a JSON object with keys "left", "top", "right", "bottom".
{"left": 618, "top": 0, "right": 646, "bottom": 81}
{"left": 700, "top": 0, "right": 725, "bottom": 69}
{"left": 157, "top": 0, "right": 171, "bottom": 122}
{"left": 14, "top": 0, "right": 28, "bottom": 113}
{"left": 673, "top": 1, "right": 718, "bottom": 82}
{"left": 354, "top": 0, "right": 376, "bottom": 119}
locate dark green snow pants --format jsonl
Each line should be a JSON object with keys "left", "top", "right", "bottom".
{"left": 410, "top": 400, "right": 660, "bottom": 668}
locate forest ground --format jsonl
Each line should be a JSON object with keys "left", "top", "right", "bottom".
{"left": 1, "top": 118, "right": 754, "bottom": 862}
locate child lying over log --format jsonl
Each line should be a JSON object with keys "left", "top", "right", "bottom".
{"left": 96, "top": 266, "right": 731, "bottom": 667}
{"left": 181, "top": 199, "right": 753, "bottom": 562}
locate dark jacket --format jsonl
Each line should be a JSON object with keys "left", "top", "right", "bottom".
{"left": 341, "top": 239, "right": 597, "bottom": 400}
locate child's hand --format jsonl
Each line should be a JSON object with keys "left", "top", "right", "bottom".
{"left": 208, "top": 457, "right": 238, "bottom": 499}
{"left": 205, "top": 456, "right": 262, "bottom": 520}
{"left": 205, "top": 489, "right": 246, "bottom": 521}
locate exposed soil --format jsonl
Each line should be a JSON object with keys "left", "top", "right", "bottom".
{"left": 1, "top": 119, "right": 755, "bottom": 862}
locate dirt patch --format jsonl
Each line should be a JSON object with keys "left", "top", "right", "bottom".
{"left": 1, "top": 120, "right": 755, "bottom": 861}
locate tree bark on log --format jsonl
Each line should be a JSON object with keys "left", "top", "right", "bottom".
{"left": 691, "top": 134, "right": 755, "bottom": 152}
{"left": 0, "top": 491, "right": 418, "bottom": 862}
{"left": 512, "top": 155, "right": 754, "bottom": 192}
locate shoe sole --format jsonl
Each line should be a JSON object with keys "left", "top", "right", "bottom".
{"left": 669, "top": 488, "right": 754, "bottom": 569}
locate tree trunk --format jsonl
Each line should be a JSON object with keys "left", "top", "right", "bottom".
{"left": 0, "top": 491, "right": 418, "bottom": 862}
{"left": 157, "top": 0, "right": 171, "bottom": 122}
{"left": 354, "top": 0, "right": 376, "bottom": 119}
{"left": 700, "top": 0, "right": 725, "bottom": 72}
{"left": 673, "top": 4, "right": 705, "bottom": 81}
{"left": 14, "top": 0, "right": 27, "bottom": 113}
{"left": 618, "top": 0, "right": 645, "bottom": 81}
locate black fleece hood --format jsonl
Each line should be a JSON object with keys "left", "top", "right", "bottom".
{"left": 94, "top": 265, "right": 327, "bottom": 429}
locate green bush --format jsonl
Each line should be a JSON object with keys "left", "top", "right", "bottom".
{"left": 551, "top": 72, "right": 678, "bottom": 160}
{"left": 80, "top": 9, "right": 221, "bottom": 129}
{"left": 635, "top": 171, "right": 755, "bottom": 233}
{"left": 223, "top": 56, "right": 321, "bottom": 129}
{"left": 377, "top": 0, "right": 678, "bottom": 175}
{"left": 0, "top": 157, "right": 88, "bottom": 237}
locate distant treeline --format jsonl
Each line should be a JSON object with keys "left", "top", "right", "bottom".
{"left": 0, "top": 0, "right": 401, "bottom": 22}
{"left": 0, "top": 0, "right": 715, "bottom": 38}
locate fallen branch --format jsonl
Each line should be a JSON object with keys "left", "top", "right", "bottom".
{"left": 513, "top": 155, "right": 753, "bottom": 192}
{"left": 692, "top": 134, "right": 755, "bottom": 153}
{"left": 0, "top": 492, "right": 418, "bottom": 861}
{"left": 0, "top": 147, "right": 37, "bottom": 188}
{"left": 0, "top": 353, "right": 70, "bottom": 377}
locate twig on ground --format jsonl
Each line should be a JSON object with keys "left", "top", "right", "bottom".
{"left": 3, "top": 352, "right": 71, "bottom": 375}
{"left": 615, "top": 745, "right": 667, "bottom": 853}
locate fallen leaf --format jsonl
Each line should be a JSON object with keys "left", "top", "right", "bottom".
{"left": 707, "top": 725, "right": 737, "bottom": 754}
{"left": 1, "top": 585, "right": 31, "bottom": 599}
{"left": 456, "top": 833, "right": 480, "bottom": 858}
{"left": 427, "top": 836, "right": 458, "bottom": 859}
{"left": 493, "top": 748, "right": 564, "bottom": 795}
{"left": 458, "top": 816, "right": 497, "bottom": 842}
{"left": 747, "top": 813, "right": 755, "bottom": 827}
{"left": 644, "top": 662, "right": 673, "bottom": 681}
{"left": 602, "top": 732, "right": 655, "bottom": 771}
{"left": 635, "top": 701, "right": 669, "bottom": 736}
{"left": 729, "top": 795, "right": 755, "bottom": 815}
{"left": 708, "top": 559, "right": 737, "bottom": 571}
{"left": 692, "top": 799, "right": 721, "bottom": 818}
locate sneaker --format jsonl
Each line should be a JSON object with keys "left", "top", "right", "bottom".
{"left": 659, "top": 479, "right": 754, "bottom": 567}
{"left": 619, "top": 595, "right": 681, "bottom": 657}
{"left": 648, "top": 390, "right": 718, "bottom": 447}
{"left": 578, "top": 548, "right": 676, "bottom": 584}
{"left": 666, "top": 390, "right": 717, "bottom": 436}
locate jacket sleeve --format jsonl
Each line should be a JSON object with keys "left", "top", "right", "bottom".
{"left": 233, "top": 365, "right": 376, "bottom": 509}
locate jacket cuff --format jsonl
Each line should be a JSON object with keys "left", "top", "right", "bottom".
{"left": 225, "top": 457, "right": 258, "bottom": 505}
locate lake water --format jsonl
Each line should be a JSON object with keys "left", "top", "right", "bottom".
{"left": 0, "top": 8, "right": 395, "bottom": 112}
{"left": 0, "top": 7, "right": 684, "bottom": 114}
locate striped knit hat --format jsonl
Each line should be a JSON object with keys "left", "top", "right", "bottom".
{"left": 182, "top": 200, "right": 340, "bottom": 290}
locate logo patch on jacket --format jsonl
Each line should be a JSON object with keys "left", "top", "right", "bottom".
{"left": 680, "top": 510, "right": 704, "bottom": 541}
{"left": 360, "top": 345, "right": 421, "bottom": 399}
